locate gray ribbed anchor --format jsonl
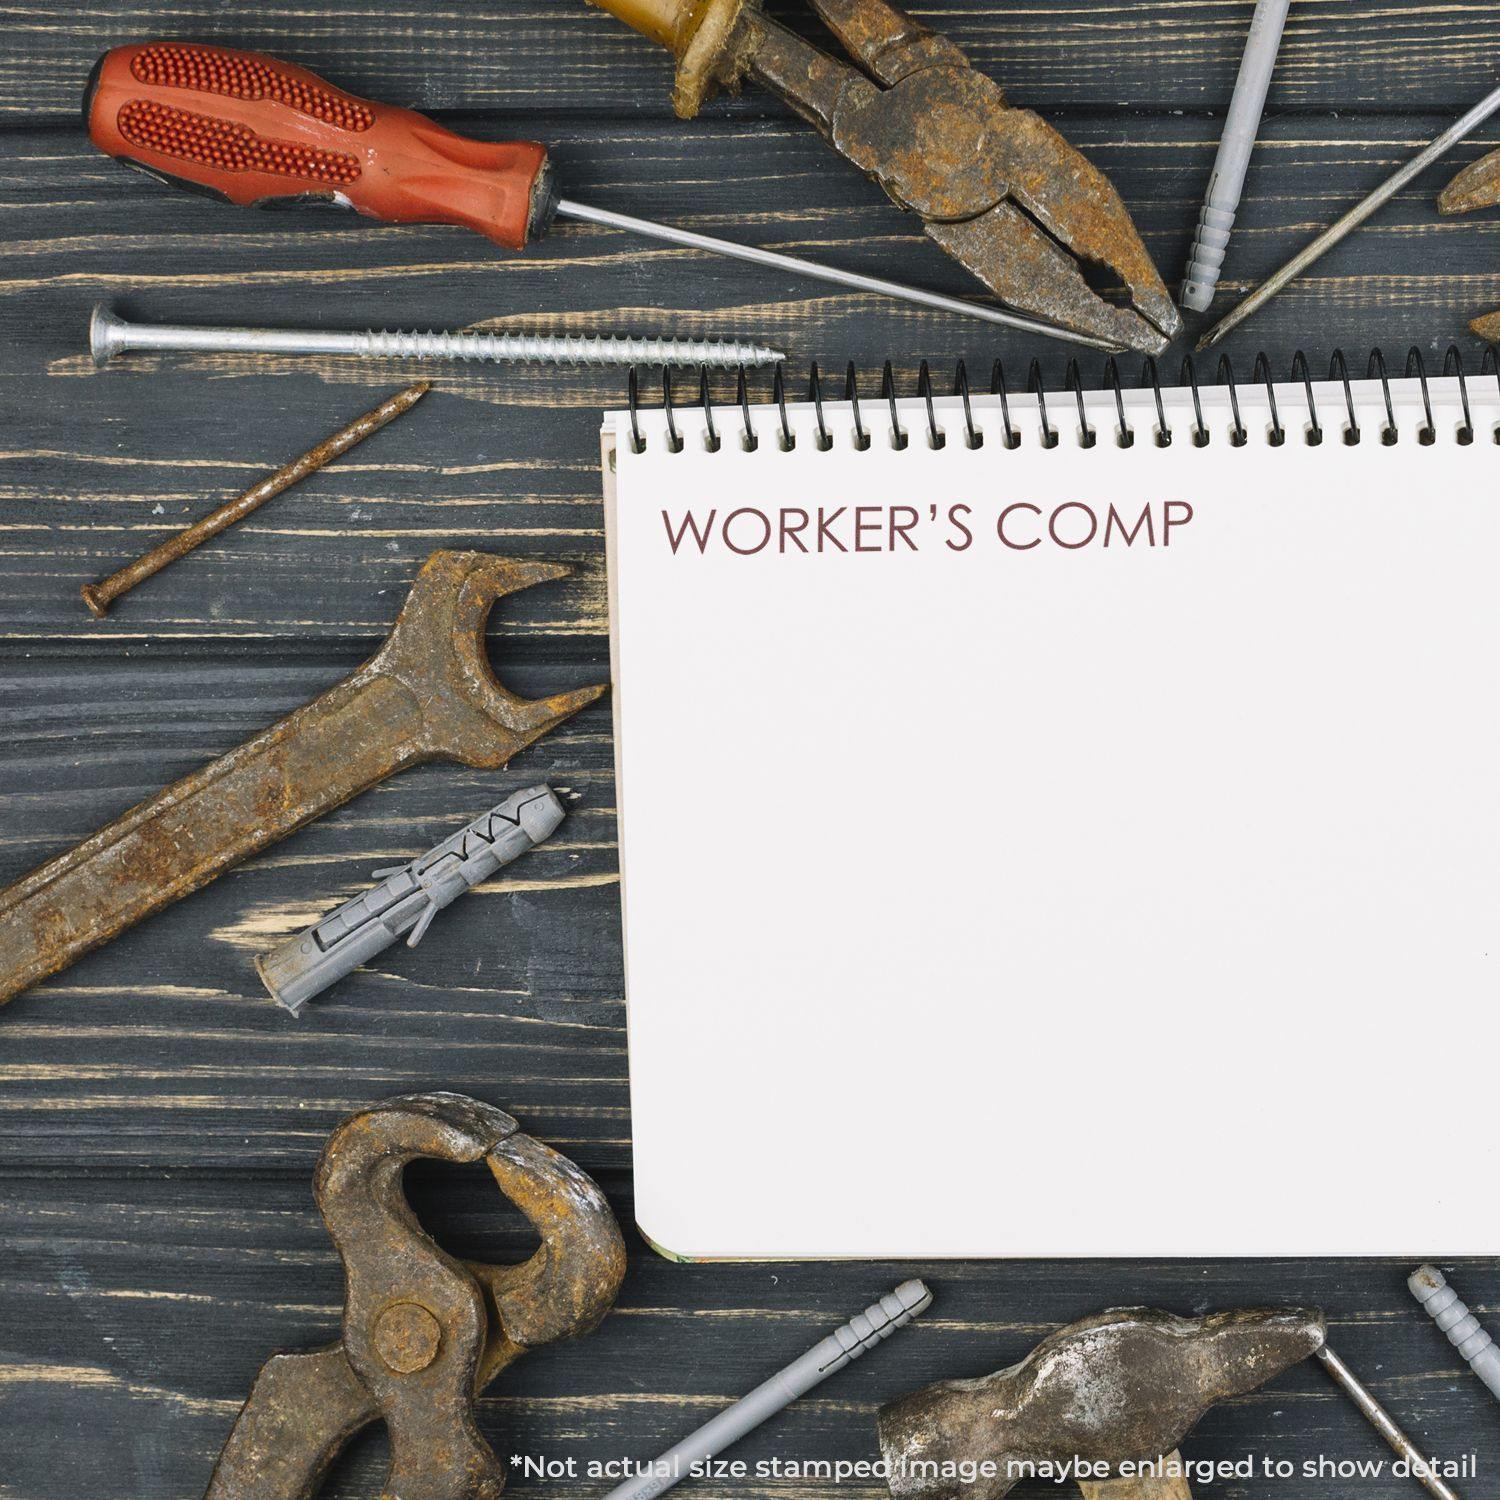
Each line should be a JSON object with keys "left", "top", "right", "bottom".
{"left": 89, "top": 305, "right": 783, "bottom": 370}
{"left": 599, "top": 1280, "right": 932, "bottom": 1500}
{"left": 1410, "top": 1265, "right": 1500, "bottom": 1405}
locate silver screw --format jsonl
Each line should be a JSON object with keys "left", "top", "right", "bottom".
{"left": 89, "top": 305, "right": 783, "bottom": 371}
{"left": 1410, "top": 1265, "right": 1500, "bottom": 1404}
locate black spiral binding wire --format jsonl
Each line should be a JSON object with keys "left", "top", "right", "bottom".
{"left": 627, "top": 347, "right": 1495, "bottom": 451}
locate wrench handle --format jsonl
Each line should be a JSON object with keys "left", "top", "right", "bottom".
{"left": 0, "top": 672, "right": 424, "bottom": 1004}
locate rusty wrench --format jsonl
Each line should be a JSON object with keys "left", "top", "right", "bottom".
{"left": 0, "top": 552, "right": 604, "bottom": 1005}
{"left": 204, "top": 1092, "right": 628, "bottom": 1499}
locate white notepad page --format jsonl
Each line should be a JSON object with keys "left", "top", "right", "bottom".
{"left": 603, "top": 371, "right": 1500, "bottom": 1259}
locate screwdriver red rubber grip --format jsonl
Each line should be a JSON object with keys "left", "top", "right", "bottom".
{"left": 86, "top": 42, "right": 556, "bottom": 251}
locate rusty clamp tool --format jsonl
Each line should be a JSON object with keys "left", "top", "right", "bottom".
{"left": 0, "top": 552, "right": 603, "bottom": 1006}
{"left": 205, "top": 1093, "right": 627, "bottom": 1500}
{"left": 587, "top": 0, "right": 1181, "bottom": 353}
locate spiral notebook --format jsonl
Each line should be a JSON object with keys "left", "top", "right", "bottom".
{"left": 602, "top": 358, "right": 1500, "bottom": 1260}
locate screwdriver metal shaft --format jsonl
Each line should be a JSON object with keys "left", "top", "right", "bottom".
{"left": 555, "top": 199, "right": 1119, "bottom": 351}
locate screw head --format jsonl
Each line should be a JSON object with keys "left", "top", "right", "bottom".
{"left": 89, "top": 304, "right": 127, "bottom": 368}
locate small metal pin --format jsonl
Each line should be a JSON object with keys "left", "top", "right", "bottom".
{"left": 81, "top": 381, "right": 431, "bottom": 617}
{"left": 1315, "top": 1344, "right": 1462, "bottom": 1500}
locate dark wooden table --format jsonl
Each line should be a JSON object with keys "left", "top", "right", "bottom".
{"left": 1, "top": 2, "right": 1496, "bottom": 1495}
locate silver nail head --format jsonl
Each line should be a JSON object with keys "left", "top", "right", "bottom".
{"left": 90, "top": 304, "right": 126, "bottom": 368}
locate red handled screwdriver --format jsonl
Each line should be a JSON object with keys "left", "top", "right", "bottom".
{"left": 85, "top": 42, "right": 1111, "bottom": 348}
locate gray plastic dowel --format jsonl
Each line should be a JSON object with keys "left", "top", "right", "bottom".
{"left": 1181, "top": 0, "right": 1293, "bottom": 312}
{"left": 598, "top": 1281, "right": 932, "bottom": 1500}
{"left": 256, "top": 785, "right": 565, "bottom": 1015}
{"left": 1410, "top": 1265, "right": 1500, "bottom": 1403}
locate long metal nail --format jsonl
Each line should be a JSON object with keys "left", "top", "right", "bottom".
{"left": 81, "top": 383, "right": 431, "bottom": 618}
{"left": 1315, "top": 1344, "right": 1461, "bottom": 1500}
{"left": 89, "top": 305, "right": 784, "bottom": 370}
{"left": 1197, "top": 79, "right": 1500, "bottom": 349}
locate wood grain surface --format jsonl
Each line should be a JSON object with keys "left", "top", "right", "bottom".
{"left": 1, "top": 1, "right": 1497, "bottom": 1496}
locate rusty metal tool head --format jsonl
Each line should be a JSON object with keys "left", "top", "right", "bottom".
{"left": 587, "top": 0, "right": 1181, "bottom": 354}
{"left": 878, "top": 1306, "right": 1326, "bottom": 1500}
{"left": 1438, "top": 150, "right": 1500, "bottom": 340}
{"left": 0, "top": 551, "right": 605, "bottom": 1006}
{"left": 203, "top": 1092, "right": 627, "bottom": 1500}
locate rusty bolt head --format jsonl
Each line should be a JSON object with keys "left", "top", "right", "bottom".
{"left": 373, "top": 1302, "right": 443, "bottom": 1374}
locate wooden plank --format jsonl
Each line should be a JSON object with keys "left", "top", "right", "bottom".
{"left": 2, "top": 1174, "right": 1494, "bottom": 1497}
{"left": 2, "top": 114, "right": 1499, "bottom": 649}
{"left": 4, "top": 2, "right": 1500, "bottom": 1493}
{"left": 2, "top": 0, "right": 1500, "bottom": 121}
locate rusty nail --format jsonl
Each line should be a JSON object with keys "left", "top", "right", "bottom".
{"left": 80, "top": 381, "right": 431, "bottom": 618}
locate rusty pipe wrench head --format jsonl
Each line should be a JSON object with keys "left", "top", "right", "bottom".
{"left": 203, "top": 1093, "right": 627, "bottom": 1500}
{"left": 0, "top": 550, "right": 604, "bottom": 1007}
{"left": 878, "top": 1306, "right": 1326, "bottom": 1500}
{"left": 587, "top": 0, "right": 1180, "bottom": 354}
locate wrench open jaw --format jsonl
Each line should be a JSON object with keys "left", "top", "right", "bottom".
{"left": 0, "top": 551, "right": 605, "bottom": 1007}
{"left": 1439, "top": 150, "right": 1500, "bottom": 340}
{"left": 592, "top": 0, "right": 1180, "bottom": 353}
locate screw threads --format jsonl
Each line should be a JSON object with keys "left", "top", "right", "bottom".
{"left": 87, "top": 305, "right": 783, "bottom": 371}
{"left": 352, "top": 327, "right": 776, "bottom": 368}
{"left": 1410, "top": 1265, "right": 1500, "bottom": 1402}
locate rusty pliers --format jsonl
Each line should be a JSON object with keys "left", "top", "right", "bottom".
{"left": 203, "top": 1094, "right": 627, "bottom": 1500}
{"left": 589, "top": 0, "right": 1181, "bottom": 353}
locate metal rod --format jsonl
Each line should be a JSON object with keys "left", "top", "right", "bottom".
{"left": 1315, "top": 1345, "right": 1461, "bottom": 1500}
{"left": 89, "top": 305, "right": 783, "bottom": 370}
{"left": 556, "top": 199, "right": 1120, "bottom": 353}
{"left": 80, "top": 383, "right": 430, "bottom": 618}
{"left": 1198, "top": 80, "right": 1500, "bottom": 348}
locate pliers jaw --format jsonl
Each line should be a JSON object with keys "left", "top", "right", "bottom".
{"left": 595, "top": 0, "right": 1180, "bottom": 352}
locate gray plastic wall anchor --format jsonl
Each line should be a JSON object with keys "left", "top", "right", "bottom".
{"left": 1180, "top": 0, "right": 1292, "bottom": 312}
{"left": 599, "top": 1281, "right": 933, "bottom": 1500}
{"left": 1409, "top": 1264, "right": 1500, "bottom": 1403}
{"left": 256, "top": 785, "right": 566, "bottom": 1016}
